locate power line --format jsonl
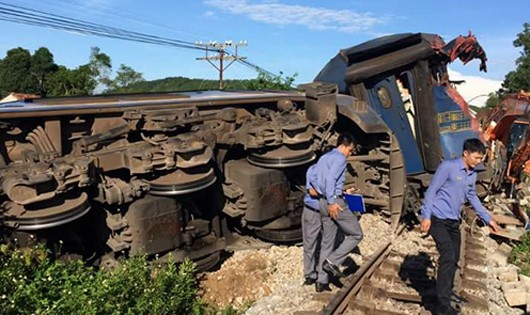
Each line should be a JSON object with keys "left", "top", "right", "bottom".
{"left": 0, "top": 2, "right": 213, "bottom": 51}
{"left": 0, "top": 1, "right": 288, "bottom": 84}
{"left": 34, "top": 0, "right": 205, "bottom": 42}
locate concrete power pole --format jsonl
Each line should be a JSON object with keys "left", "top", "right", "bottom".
{"left": 196, "top": 40, "right": 247, "bottom": 89}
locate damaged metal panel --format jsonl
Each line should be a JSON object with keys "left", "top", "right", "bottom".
{"left": 411, "top": 60, "right": 443, "bottom": 172}
{"left": 344, "top": 43, "right": 434, "bottom": 84}
{"left": 335, "top": 94, "right": 389, "bottom": 134}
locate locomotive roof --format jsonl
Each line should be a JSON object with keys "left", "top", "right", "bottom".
{"left": 339, "top": 32, "right": 441, "bottom": 64}
{"left": 314, "top": 32, "right": 444, "bottom": 91}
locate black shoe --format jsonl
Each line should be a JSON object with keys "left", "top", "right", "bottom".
{"left": 323, "top": 259, "right": 345, "bottom": 278}
{"left": 451, "top": 292, "right": 467, "bottom": 304}
{"left": 303, "top": 277, "right": 316, "bottom": 285}
{"left": 435, "top": 304, "right": 458, "bottom": 315}
{"left": 315, "top": 282, "right": 331, "bottom": 292}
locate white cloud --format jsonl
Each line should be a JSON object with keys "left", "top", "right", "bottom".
{"left": 204, "top": 11, "right": 215, "bottom": 17}
{"left": 203, "top": 0, "right": 386, "bottom": 33}
{"left": 448, "top": 69, "right": 502, "bottom": 107}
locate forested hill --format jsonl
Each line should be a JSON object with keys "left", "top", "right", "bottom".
{"left": 107, "top": 76, "right": 254, "bottom": 93}
{"left": 0, "top": 46, "right": 293, "bottom": 98}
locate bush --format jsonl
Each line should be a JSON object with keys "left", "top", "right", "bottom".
{"left": 245, "top": 71, "right": 298, "bottom": 91}
{"left": 0, "top": 244, "right": 204, "bottom": 315}
{"left": 508, "top": 232, "right": 530, "bottom": 276}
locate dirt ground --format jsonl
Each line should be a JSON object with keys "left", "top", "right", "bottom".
{"left": 200, "top": 251, "right": 273, "bottom": 307}
{"left": 199, "top": 213, "right": 391, "bottom": 313}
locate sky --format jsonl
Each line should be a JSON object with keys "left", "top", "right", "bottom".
{"left": 0, "top": 0, "right": 528, "bottom": 106}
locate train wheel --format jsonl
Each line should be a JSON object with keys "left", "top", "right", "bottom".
{"left": 3, "top": 192, "right": 91, "bottom": 231}
{"left": 253, "top": 227, "right": 302, "bottom": 243}
{"left": 193, "top": 251, "right": 222, "bottom": 272}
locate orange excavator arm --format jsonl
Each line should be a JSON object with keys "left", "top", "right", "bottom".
{"left": 484, "top": 92, "right": 530, "bottom": 143}
{"left": 483, "top": 92, "right": 530, "bottom": 188}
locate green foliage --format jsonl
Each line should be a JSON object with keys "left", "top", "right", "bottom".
{"left": 30, "top": 47, "right": 58, "bottom": 95}
{"left": 468, "top": 104, "right": 481, "bottom": 113}
{"left": 0, "top": 47, "right": 37, "bottom": 97}
{"left": 109, "top": 64, "right": 145, "bottom": 92}
{"left": 0, "top": 45, "right": 297, "bottom": 97}
{"left": 0, "top": 245, "right": 205, "bottom": 315}
{"left": 501, "top": 22, "right": 530, "bottom": 94}
{"left": 0, "top": 46, "right": 143, "bottom": 98}
{"left": 485, "top": 92, "right": 501, "bottom": 109}
{"left": 205, "top": 305, "right": 243, "bottom": 315}
{"left": 105, "top": 70, "right": 297, "bottom": 94}
{"left": 89, "top": 47, "right": 113, "bottom": 91}
{"left": 0, "top": 47, "right": 60, "bottom": 97}
{"left": 112, "top": 70, "right": 298, "bottom": 94}
{"left": 47, "top": 65, "right": 96, "bottom": 97}
{"left": 508, "top": 231, "right": 530, "bottom": 276}
{"left": 107, "top": 76, "right": 252, "bottom": 94}
{"left": 244, "top": 70, "right": 298, "bottom": 91}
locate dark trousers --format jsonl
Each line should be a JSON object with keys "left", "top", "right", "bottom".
{"left": 430, "top": 216, "right": 461, "bottom": 308}
{"left": 317, "top": 198, "right": 363, "bottom": 283}
{"left": 302, "top": 206, "right": 322, "bottom": 280}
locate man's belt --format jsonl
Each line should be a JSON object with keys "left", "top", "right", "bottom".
{"left": 305, "top": 204, "right": 320, "bottom": 212}
{"left": 316, "top": 194, "right": 343, "bottom": 200}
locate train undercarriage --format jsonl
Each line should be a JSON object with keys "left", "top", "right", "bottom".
{"left": 1, "top": 31, "right": 487, "bottom": 269}
{"left": 0, "top": 83, "right": 405, "bottom": 268}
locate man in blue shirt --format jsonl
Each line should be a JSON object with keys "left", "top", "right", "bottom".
{"left": 314, "top": 133, "right": 363, "bottom": 292}
{"left": 302, "top": 164, "right": 322, "bottom": 286}
{"left": 420, "top": 138, "right": 499, "bottom": 315}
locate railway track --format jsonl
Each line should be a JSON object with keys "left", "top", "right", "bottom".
{"left": 320, "top": 222, "right": 491, "bottom": 315}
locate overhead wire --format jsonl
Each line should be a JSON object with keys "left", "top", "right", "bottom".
{"left": 0, "top": 1, "right": 287, "bottom": 83}
{"left": 53, "top": 1, "right": 278, "bottom": 74}
{"left": 0, "top": 1, "right": 214, "bottom": 51}
{"left": 34, "top": 0, "right": 204, "bottom": 41}
{"left": 0, "top": 14, "right": 202, "bottom": 51}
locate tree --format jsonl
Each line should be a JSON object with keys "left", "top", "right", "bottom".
{"left": 0, "top": 47, "right": 36, "bottom": 97}
{"left": 46, "top": 66, "right": 70, "bottom": 96}
{"left": 501, "top": 23, "right": 530, "bottom": 93}
{"left": 245, "top": 71, "right": 298, "bottom": 90}
{"left": 89, "top": 47, "right": 113, "bottom": 91}
{"left": 46, "top": 47, "right": 114, "bottom": 96}
{"left": 30, "top": 47, "right": 58, "bottom": 96}
{"left": 109, "top": 64, "right": 144, "bottom": 92}
{"left": 485, "top": 92, "right": 500, "bottom": 109}
{"left": 0, "top": 47, "right": 59, "bottom": 98}
{"left": 0, "top": 45, "right": 147, "bottom": 97}
{"left": 47, "top": 65, "right": 95, "bottom": 97}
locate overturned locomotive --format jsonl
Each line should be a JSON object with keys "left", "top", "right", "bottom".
{"left": 0, "top": 32, "right": 487, "bottom": 267}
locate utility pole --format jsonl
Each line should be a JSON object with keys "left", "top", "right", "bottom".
{"left": 196, "top": 40, "right": 247, "bottom": 89}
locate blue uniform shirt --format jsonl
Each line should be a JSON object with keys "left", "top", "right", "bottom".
{"left": 421, "top": 158, "right": 492, "bottom": 223}
{"left": 314, "top": 148, "right": 347, "bottom": 205}
{"left": 303, "top": 164, "right": 319, "bottom": 209}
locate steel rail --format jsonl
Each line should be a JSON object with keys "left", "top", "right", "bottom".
{"left": 321, "top": 223, "right": 407, "bottom": 315}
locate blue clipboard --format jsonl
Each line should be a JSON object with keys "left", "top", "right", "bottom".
{"left": 345, "top": 193, "right": 365, "bottom": 213}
